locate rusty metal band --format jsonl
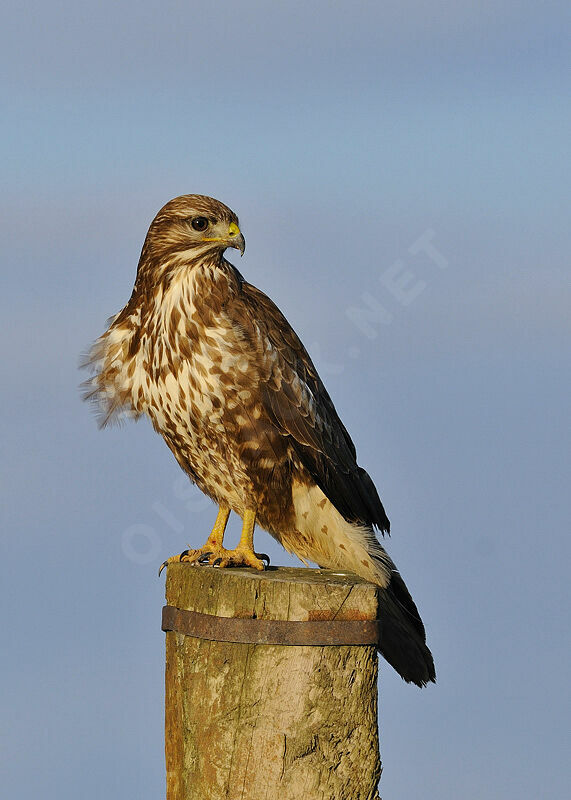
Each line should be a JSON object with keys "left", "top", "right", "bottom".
{"left": 162, "top": 605, "right": 380, "bottom": 646}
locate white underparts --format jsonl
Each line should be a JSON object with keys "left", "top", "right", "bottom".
{"left": 289, "top": 482, "right": 392, "bottom": 587}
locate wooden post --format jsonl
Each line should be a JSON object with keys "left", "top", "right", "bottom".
{"left": 164, "top": 564, "right": 382, "bottom": 800}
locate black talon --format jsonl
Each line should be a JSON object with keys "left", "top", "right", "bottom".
{"left": 158, "top": 560, "right": 168, "bottom": 577}
{"left": 212, "top": 557, "right": 222, "bottom": 567}
{"left": 258, "top": 553, "right": 271, "bottom": 565}
{"left": 179, "top": 549, "right": 190, "bottom": 559}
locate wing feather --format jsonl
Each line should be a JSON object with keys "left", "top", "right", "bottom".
{"left": 227, "top": 276, "right": 390, "bottom": 532}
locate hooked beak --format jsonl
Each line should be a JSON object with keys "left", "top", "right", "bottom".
{"left": 227, "top": 221, "right": 245, "bottom": 256}
{"left": 202, "top": 221, "right": 245, "bottom": 256}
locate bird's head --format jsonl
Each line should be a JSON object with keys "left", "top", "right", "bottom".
{"left": 135, "top": 194, "right": 245, "bottom": 285}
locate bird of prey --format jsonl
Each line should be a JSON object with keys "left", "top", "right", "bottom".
{"left": 83, "top": 194, "right": 435, "bottom": 686}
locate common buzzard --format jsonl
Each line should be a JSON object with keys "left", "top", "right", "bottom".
{"left": 83, "top": 195, "right": 435, "bottom": 686}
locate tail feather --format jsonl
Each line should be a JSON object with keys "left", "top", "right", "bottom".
{"left": 375, "top": 564, "right": 436, "bottom": 687}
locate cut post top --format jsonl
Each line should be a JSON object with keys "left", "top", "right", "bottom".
{"left": 165, "top": 563, "right": 379, "bottom": 623}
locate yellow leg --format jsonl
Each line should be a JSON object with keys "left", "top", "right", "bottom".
{"left": 159, "top": 505, "right": 269, "bottom": 574}
{"left": 238, "top": 508, "right": 256, "bottom": 551}
{"left": 231, "top": 508, "right": 266, "bottom": 570}
{"left": 159, "top": 505, "right": 230, "bottom": 575}
{"left": 205, "top": 505, "right": 231, "bottom": 549}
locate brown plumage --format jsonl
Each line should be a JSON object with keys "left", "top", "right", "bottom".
{"left": 83, "top": 194, "right": 435, "bottom": 686}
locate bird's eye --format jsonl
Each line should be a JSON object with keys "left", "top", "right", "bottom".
{"left": 191, "top": 216, "right": 210, "bottom": 232}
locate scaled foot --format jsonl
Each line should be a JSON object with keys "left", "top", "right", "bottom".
{"left": 159, "top": 544, "right": 269, "bottom": 575}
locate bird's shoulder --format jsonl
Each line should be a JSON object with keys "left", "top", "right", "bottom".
{"left": 224, "top": 269, "right": 304, "bottom": 352}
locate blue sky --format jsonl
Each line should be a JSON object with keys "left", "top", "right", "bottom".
{"left": 2, "top": 2, "right": 570, "bottom": 798}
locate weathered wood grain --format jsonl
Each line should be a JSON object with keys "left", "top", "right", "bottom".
{"left": 165, "top": 564, "right": 381, "bottom": 800}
